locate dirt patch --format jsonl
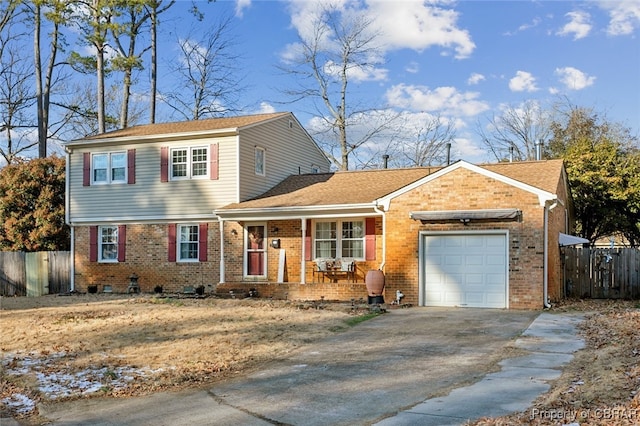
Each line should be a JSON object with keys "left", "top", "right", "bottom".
{"left": 0, "top": 294, "right": 367, "bottom": 423}
{"left": 471, "top": 299, "right": 640, "bottom": 426}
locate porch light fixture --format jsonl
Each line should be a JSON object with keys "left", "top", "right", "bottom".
{"left": 231, "top": 229, "right": 238, "bottom": 236}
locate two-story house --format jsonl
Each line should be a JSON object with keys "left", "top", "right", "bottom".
{"left": 64, "top": 112, "right": 330, "bottom": 293}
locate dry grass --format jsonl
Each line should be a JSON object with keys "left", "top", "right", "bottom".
{"left": 471, "top": 299, "right": 640, "bottom": 426}
{"left": 0, "top": 294, "right": 367, "bottom": 421}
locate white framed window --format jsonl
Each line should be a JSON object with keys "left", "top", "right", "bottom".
{"left": 314, "top": 220, "right": 364, "bottom": 259}
{"left": 92, "top": 152, "right": 126, "bottom": 184}
{"left": 170, "top": 146, "right": 208, "bottom": 180}
{"left": 255, "top": 146, "right": 265, "bottom": 176}
{"left": 99, "top": 225, "right": 118, "bottom": 262}
{"left": 178, "top": 224, "right": 199, "bottom": 261}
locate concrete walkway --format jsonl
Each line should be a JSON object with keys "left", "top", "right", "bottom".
{"left": 375, "top": 313, "right": 585, "bottom": 425}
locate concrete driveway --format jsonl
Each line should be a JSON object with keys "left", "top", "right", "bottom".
{"left": 39, "top": 308, "right": 543, "bottom": 425}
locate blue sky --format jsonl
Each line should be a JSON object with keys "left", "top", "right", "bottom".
{"left": 175, "top": 0, "right": 639, "bottom": 165}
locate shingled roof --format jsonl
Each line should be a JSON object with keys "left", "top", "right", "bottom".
{"left": 77, "top": 112, "right": 290, "bottom": 141}
{"left": 218, "top": 159, "right": 565, "bottom": 211}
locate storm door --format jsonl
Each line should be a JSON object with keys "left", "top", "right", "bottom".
{"left": 245, "top": 224, "right": 266, "bottom": 277}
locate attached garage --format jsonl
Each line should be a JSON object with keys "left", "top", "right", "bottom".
{"left": 419, "top": 231, "right": 508, "bottom": 308}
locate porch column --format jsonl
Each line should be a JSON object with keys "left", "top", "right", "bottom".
{"left": 300, "top": 218, "right": 306, "bottom": 284}
{"left": 218, "top": 220, "right": 226, "bottom": 283}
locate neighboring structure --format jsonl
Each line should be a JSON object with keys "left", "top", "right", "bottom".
{"left": 214, "top": 159, "right": 573, "bottom": 310}
{"left": 64, "top": 112, "right": 330, "bottom": 293}
{"left": 66, "top": 112, "right": 574, "bottom": 310}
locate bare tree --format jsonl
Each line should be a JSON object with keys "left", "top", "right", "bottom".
{"left": 279, "top": 3, "right": 396, "bottom": 170}
{"left": 388, "top": 113, "right": 457, "bottom": 167}
{"left": 0, "top": 43, "right": 37, "bottom": 164}
{"left": 163, "top": 13, "right": 243, "bottom": 121}
{"left": 476, "top": 100, "right": 551, "bottom": 161}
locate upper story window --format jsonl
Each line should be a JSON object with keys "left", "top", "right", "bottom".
{"left": 255, "top": 146, "right": 265, "bottom": 176}
{"left": 92, "top": 152, "right": 126, "bottom": 184}
{"left": 99, "top": 225, "right": 118, "bottom": 262}
{"left": 171, "top": 146, "right": 209, "bottom": 180}
{"left": 314, "top": 220, "right": 365, "bottom": 259}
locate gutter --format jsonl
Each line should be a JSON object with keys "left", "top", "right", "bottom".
{"left": 543, "top": 199, "right": 558, "bottom": 308}
{"left": 65, "top": 148, "right": 75, "bottom": 292}
{"left": 373, "top": 204, "right": 386, "bottom": 271}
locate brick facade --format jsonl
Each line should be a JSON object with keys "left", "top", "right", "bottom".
{"left": 74, "top": 168, "right": 569, "bottom": 310}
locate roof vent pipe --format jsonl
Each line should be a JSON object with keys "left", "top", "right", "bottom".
{"left": 509, "top": 146, "right": 514, "bottom": 163}
{"left": 535, "top": 139, "right": 543, "bottom": 161}
{"left": 382, "top": 154, "right": 389, "bottom": 169}
{"left": 446, "top": 143, "right": 452, "bottom": 165}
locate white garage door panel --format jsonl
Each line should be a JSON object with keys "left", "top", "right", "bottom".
{"left": 423, "top": 233, "right": 507, "bottom": 308}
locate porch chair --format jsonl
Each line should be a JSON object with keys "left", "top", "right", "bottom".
{"left": 313, "top": 258, "right": 331, "bottom": 282}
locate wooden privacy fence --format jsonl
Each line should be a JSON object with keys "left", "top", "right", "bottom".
{"left": 563, "top": 247, "right": 640, "bottom": 299}
{"left": 0, "top": 251, "right": 70, "bottom": 297}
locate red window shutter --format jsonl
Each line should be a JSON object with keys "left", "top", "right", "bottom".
{"left": 127, "top": 149, "right": 136, "bottom": 184}
{"left": 160, "top": 146, "right": 169, "bottom": 182}
{"left": 305, "top": 219, "right": 312, "bottom": 261}
{"left": 365, "top": 217, "right": 376, "bottom": 260}
{"left": 199, "top": 223, "right": 208, "bottom": 261}
{"left": 168, "top": 223, "right": 176, "bottom": 262}
{"left": 210, "top": 144, "right": 219, "bottom": 180}
{"left": 83, "top": 153, "right": 91, "bottom": 186}
{"left": 117, "top": 225, "right": 126, "bottom": 262}
{"left": 89, "top": 226, "right": 98, "bottom": 262}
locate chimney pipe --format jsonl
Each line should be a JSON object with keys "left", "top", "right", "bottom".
{"left": 382, "top": 154, "right": 389, "bottom": 169}
{"left": 509, "top": 146, "right": 514, "bottom": 163}
{"left": 446, "top": 143, "right": 452, "bottom": 165}
{"left": 535, "top": 139, "right": 543, "bottom": 161}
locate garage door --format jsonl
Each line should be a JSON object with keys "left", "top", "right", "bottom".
{"left": 421, "top": 233, "right": 507, "bottom": 308}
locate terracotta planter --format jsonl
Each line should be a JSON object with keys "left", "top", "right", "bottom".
{"left": 365, "top": 270, "right": 385, "bottom": 304}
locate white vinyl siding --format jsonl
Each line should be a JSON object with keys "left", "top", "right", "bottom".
{"left": 238, "top": 115, "right": 330, "bottom": 201}
{"left": 68, "top": 138, "right": 237, "bottom": 223}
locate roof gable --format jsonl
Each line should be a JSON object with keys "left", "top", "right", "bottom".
{"left": 377, "top": 160, "right": 562, "bottom": 208}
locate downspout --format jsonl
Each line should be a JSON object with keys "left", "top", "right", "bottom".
{"left": 218, "top": 220, "right": 225, "bottom": 283}
{"left": 65, "top": 148, "right": 75, "bottom": 292}
{"left": 300, "top": 218, "right": 306, "bottom": 284}
{"left": 373, "top": 205, "right": 386, "bottom": 271}
{"left": 543, "top": 199, "right": 558, "bottom": 308}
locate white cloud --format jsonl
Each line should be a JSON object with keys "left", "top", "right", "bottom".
{"left": 385, "top": 83, "right": 489, "bottom": 116}
{"left": 366, "top": 0, "right": 476, "bottom": 59}
{"left": 509, "top": 71, "right": 538, "bottom": 92}
{"left": 555, "top": 66, "right": 596, "bottom": 90}
{"left": 467, "top": 73, "right": 485, "bottom": 85}
{"left": 598, "top": 1, "right": 640, "bottom": 36}
{"left": 235, "top": 0, "right": 251, "bottom": 18}
{"left": 283, "top": 0, "right": 475, "bottom": 60}
{"left": 324, "top": 60, "right": 388, "bottom": 82}
{"left": 557, "top": 11, "right": 592, "bottom": 40}
{"left": 256, "top": 102, "right": 276, "bottom": 114}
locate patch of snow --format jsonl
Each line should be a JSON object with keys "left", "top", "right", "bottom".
{"left": 2, "top": 351, "right": 166, "bottom": 415}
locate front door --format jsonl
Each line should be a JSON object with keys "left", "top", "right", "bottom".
{"left": 246, "top": 224, "right": 266, "bottom": 277}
